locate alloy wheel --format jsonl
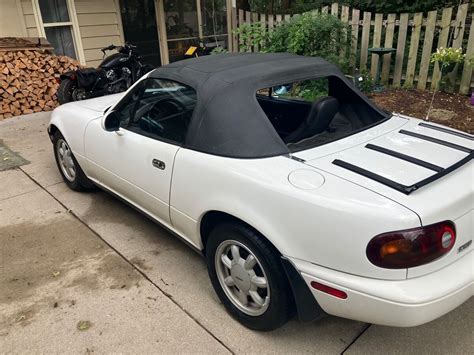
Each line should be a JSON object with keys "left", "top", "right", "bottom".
{"left": 215, "top": 240, "right": 270, "bottom": 316}
{"left": 56, "top": 138, "right": 76, "bottom": 182}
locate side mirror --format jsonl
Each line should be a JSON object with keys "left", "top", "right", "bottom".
{"left": 102, "top": 111, "right": 121, "bottom": 131}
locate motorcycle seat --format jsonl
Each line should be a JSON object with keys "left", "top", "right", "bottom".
{"left": 77, "top": 68, "right": 100, "bottom": 87}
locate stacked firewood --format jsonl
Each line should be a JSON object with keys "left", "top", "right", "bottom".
{"left": 0, "top": 49, "right": 81, "bottom": 119}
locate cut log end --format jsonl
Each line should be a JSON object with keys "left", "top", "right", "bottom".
{"left": 0, "top": 46, "right": 81, "bottom": 118}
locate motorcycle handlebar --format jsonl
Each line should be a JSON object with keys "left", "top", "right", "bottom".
{"left": 101, "top": 44, "right": 116, "bottom": 52}
{"left": 101, "top": 43, "right": 138, "bottom": 57}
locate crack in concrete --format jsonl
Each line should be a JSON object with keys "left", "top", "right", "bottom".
{"left": 0, "top": 186, "right": 40, "bottom": 203}
{"left": 341, "top": 323, "right": 371, "bottom": 354}
{"left": 18, "top": 166, "right": 235, "bottom": 354}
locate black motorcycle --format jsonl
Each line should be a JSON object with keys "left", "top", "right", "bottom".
{"left": 57, "top": 43, "right": 154, "bottom": 104}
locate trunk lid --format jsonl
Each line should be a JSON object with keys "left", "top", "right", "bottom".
{"left": 295, "top": 115, "right": 473, "bottom": 277}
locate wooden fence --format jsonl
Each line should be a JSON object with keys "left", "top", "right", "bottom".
{"left": 229, "top": 2, "right": 473, "bottom": 94}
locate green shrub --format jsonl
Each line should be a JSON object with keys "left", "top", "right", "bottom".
{"left": 358, "top": 69, "right": 374, "bottom": 93}
{"left": 234, "top": 11, "right": 353, "bottom": 73}
{"left": 210, "top": 46, "right": 229, "bottom": 55}
{"left": 277, "top": 78, "right": 329, "bottom": 102}
{"left": 235, "top": 22, "right": 270, "bottom": 53}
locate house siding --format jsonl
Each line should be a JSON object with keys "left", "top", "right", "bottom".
{"left": 0, "top": 0, "right": 27, "bottom": 37}
{"left": 75, "top": 0, "right": 124, "bottom": 67}
{"left": 0, "top": 0, "right": 124, "bottom": 67}
{"left": 20, "top": 0, "right": 38, "bottom": 37}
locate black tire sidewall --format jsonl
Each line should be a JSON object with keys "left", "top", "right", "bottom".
{"left": 206, "top": 222, "right": 293, "bottom": 331}
{"left": 52, "top": 131, "right": 93, "bottom": 191}
{"left": 57, "top": 78, "right": 75, "bottom": 104}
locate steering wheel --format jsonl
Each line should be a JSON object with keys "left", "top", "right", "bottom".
{"left": 139, "top": 97, "right": 188, "bottom": 135}
{"left": 153, "top": 97, "right": 187, "bottom": 114}
{"left": 150, "top": 96, "right": 190, "bottom": 127}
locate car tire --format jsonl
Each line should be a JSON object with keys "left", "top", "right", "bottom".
{"left": 53, "top": 131, "right": 94, "bottom": 191}
{"left": 206, "top": 222, "right": 294, "bottom": 331}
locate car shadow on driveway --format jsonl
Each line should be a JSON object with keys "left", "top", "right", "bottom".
{"left": 45, "top": 182, "right": 368, "bottom": 354}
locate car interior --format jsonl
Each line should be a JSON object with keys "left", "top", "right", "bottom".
{"left": 116, "top": 76, "right": 386, "bottom": 152}
{"left": 256, "top": 76, "right": 387, "bottom": 152}
{"left": 116, "top": 79, "right": 197, "bottom": 144}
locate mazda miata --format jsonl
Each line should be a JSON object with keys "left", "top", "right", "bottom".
{"left": 48, "top": 53, "right": 473, "bottom": 330}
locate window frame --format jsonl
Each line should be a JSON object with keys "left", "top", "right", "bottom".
{"left": 32, "top": 0, "right": 85, "bottom": 64}
{"left": 115, "top": 77, "right": 197, "bottom": 146}
{"left": 156, "top": 0, "right": 232, "bottom": 64}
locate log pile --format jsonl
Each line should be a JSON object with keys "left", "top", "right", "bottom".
{"left": 0, "top": 44, "right": 81, "bottom": 119}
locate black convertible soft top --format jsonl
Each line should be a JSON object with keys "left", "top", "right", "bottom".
{"left": 150, "top": 53, "right": 388, "bottom": 158}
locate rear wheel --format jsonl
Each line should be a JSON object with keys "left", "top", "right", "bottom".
{"left": 57, "top": 78, "right": 75, "bottom": 104}
{"left": 206, "top": 222, "right": 294, "bottom": 331}
{"left": 53, "top": 131, "right": 94, "bottom": 191}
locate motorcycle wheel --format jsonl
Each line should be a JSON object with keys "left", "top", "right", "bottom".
{"left": 57, "top": 78, "right": 76, "bottom": 104}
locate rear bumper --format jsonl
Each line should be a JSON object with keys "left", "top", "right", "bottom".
{"left": 290, "top": 251, "right": 473, "bottom": 327}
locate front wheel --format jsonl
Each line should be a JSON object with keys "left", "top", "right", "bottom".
{"left": 53, "top": 131, "right": 95, "bottom": 191}
{"left": 206, "top": 222, "right": 294, "bottom": 331}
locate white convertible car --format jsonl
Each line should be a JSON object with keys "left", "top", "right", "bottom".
{"left": 48, "top": 53, "right": 473, "bottom": 330}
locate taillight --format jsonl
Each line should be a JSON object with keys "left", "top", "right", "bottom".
{"left": 366, "top": 221, "right": 456, "bottom": 269}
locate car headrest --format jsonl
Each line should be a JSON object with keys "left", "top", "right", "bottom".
{"left": 283, "top": 96, "right": 340, "bottom": 144}
{"left": 306, "top": 96, "right": 339, "bottom": 135}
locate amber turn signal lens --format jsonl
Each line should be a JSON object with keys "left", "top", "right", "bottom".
{"left": 379, "top": 239, "right": 412, "bottom": 258}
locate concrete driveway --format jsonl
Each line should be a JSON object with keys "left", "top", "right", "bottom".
{"left": 1, "top": 112, "right": 472, "bottom": 354}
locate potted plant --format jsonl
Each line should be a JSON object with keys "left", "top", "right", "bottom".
{"left": 430, "top": 47, "right": 465, "bottom": 91}
{"left": 431, "top": 47, "right": 465, "bottom": 73}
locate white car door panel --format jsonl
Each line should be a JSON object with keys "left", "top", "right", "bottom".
{"left": 84, "top": 118, "right": 178, "bottom": 224}
{"left": 83, "top": 78, "right": 197, "bottom": 226}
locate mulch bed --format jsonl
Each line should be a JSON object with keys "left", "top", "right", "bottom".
{"left": 369, "top": 89, "right": 474, "bottom": 134}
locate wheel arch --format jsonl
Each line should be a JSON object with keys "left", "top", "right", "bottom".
{"left": 199, "top": 210, "right": 282, "bottom": 257}
{"left": 199, "top": 209, "right": 325, "bottom": 323}
{"left": 48, "top": 123, "right": 60, "bottom": 142}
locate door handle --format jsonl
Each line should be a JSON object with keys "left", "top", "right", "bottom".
{"left": 152, "top": 159, "right": 165, "bottom": 170}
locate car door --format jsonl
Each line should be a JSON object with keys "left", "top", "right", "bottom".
{"left": 84, "top": 78, "right": 197, "bottom": 225}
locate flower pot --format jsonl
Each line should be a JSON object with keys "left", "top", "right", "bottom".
{"left": 441, "top": 62, "right": 456, "bottom": 75}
